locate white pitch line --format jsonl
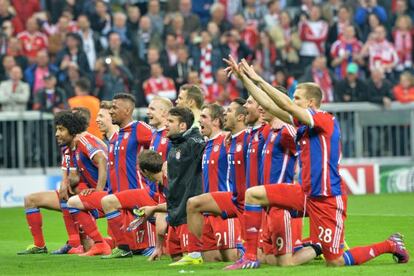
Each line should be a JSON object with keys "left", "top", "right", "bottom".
{"left": 348, "top": 213, "right": 414, "bottom": 217}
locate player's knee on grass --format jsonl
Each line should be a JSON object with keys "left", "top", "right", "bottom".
{"left": 325, "top": 256, "right": 345, "bottom": 267}
{"left": 101, "top": 195, "right": 121, "bottom": 213}
{"left": 221, "top": 248, "right": 239, "bottom": 262}
{"left": 203, "top": 250, "right": 223, "bottom": 262}
{"left": 67, "top": 195, "right": 84, "bottom": 209}
{"left": 277, "top": 254, "right": 294, "bottom": 267}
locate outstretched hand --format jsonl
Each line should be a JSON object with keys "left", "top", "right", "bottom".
{"left": 239, "top": 59, "right": 263, "bottom": 83}
{"left": 223, "top": 55, "right": 243, "bottom": 79}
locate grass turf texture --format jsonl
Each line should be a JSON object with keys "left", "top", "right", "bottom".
{"left": 0, "top": 194, "right": 413, "bottom": 275}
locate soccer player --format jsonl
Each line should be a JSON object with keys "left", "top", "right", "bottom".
{"left": 224, "top": 56, "right": 409, "bottom": 268}
{"left": 185, "top": 99, "right": 249, "bottom": 261}
{"left": 96, "top": 101, "right": 119, "bottom": 145}
{"left": 175, "top": 84, "right": 204, "bottom": 128}
{"left": 198, "top": 103, "right": 242, "bottom": 262}
{"left": 100, "top": 93, "right": 156, "bottom": 258}
{"left": 139, "top": 107, "right": 206, "bottom": 265}
{"left": 17, "top": 111, "right": 88, "bottom": 255}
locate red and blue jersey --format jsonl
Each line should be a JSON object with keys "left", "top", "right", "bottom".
{"left": 147, "top": 127, "right": 171, "bottom": 202}
{"left": 61, "top": 146, "right": 75, "bottom": 175}
{"left": 245, "top": 123, "right": 271, "bottom": 187}
{"left": 109, "top": 121, "right": 152, "bottom": 193}
{"left": 106, "top": 132, "right": 119, "bottom": 194}
{"left": 226, "top": 129, "right": 249, "bottom": 209}
{"left": 261, "top": 125, "right": 297, "bottom": 185}
{"left": 291, "top": 109, "right": 345, "bottom": 197}
{"left": 202, "top": 132, "right": 228, "bottom": 193}
{"left": 71, "top": 133, "right": 108, "bottom": 189}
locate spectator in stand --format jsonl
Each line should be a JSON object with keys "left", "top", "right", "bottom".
{"left": 268, "top": 11, "right": 301, "bottom": 73}
{"left": 206, "top": 68, "right": 239, "bottom": 105}
{"left": 143, "top": 62, "right": 176, "bottom": 103}
{"left": 218, "top": 0, "right": 243, "bottom": 22}
{"left": 2, "top": 19, "right": 16, "bottom": 39}
{"left": 100, "top": 32, "right": 136, "bottom": 75}
{"left": 0, "top": 65, "right": 29, "bottom": 111}
{"left": 95, "top": 56, "right": 133, "bottom": 100}
{"left": 264, "top": 0, "right": 282, "bottom": 30}
{"left": 209, "top": 2, "right": 232, "bottom": 33}
{"left": 301, "top": 55, "right": 336, "bottom": 103}
{"left": 167, "top": 45, "right": 191, "bottom": 89}
{"left": 24, "top": 50, "right": 58, "bottom": 95}
{"left": 390, "top": 0, "right": 413, "bottom": 26}
{"left": 135, "top": 15, "right": 162, "bottom": 62}
{"left": 77, "top": 14, "right": 101, "bottom": 71}
{"left": 243, "top": 0, "right": 266, "bottom": 28}
{"left": 68, "top": 77, "right": 101, "bottom": 138}
{"left": 126, "top": 5, "right": 140, "bottom": 35}
{"left": 366, "top": 68, "right": 393, "bottom": 108}
{"left": 393, "top": 71, "right": 414, "bottom": 103}
{"left": 33, "top": 74, "right": 66, "bottom": 113}
{"left": 326, "top": 5, "right": 360, "bottom": 54}
{"left": 271, "top": 67, "right": 297, "bottom": 96}
{"left": 232, "top": 14, "right": 258, "bottom": 51}
{"left": 255, "top": 31, "right": 282, "bottom": 81}
{"left": 360, "top": 12, "right": 382, "bottom": 42}
{"left": 147, "top": 0, "right": 164, "bottom": 36}
{"left": 11, "top": 0, "right": 40, "bottom": 27}
{"left": 299, "top": 5, "right": 329, "bottom": 68}
{"left": 192, "top": 0, "right": 214, "bottom": 26}
{"left": 0, "top": 0, "right": 23, "bottom": 34}
{"left": 191, "top": 30, "right": 223, "bottom": 87}
{"left": 296, "top": 0, "right": 314, "bottom": 23}
{"left": 393, "top": 15, "right": 413, "bottom": 73}
{"left": 165, "top": 13, "right": 188, "bottom": 45}
{"left": 321, "top": 0, "right": 343, "bottom": 26}
{"left": 59, "top": 62, "right": 80, "bottom": 98}
{"left": 89, "top": 0, "right": 111, "bottom": 47}
{"left": 17, "top": 17, "right": 48, "bottom": 62}
{"left": 360, "top": 25, "right": 399, "bottom": 81}
{"left": 55, "top": 32, "right": 91, "bottom": 81}
{"left": 0, "top": 55, "right": 15, "bottom": 81}
{"left": 179, "top": 0, "right": 201, "bottom": 34}
{"left": 42, "top": 14, "right": 72, "bottom": 57}
{"left": 354, "top": 0, "right": 387, "bottom": 29}
{"left": 330, "top": 25, "right": 364, "bottom": 80}
{"left": 206, "top": 21, "right": 221, "bottom": 46}
{"left": 334, "top": 63, "right": 368, "bottom": 102}
{"left": 222, "top": 29, "right": 254, "bottom": 63}
{"left": 160, "top": 33, "right": 178, "bottom": 70}
{"left": 187, "top": 70, "right": 209, "bottom": 94}
{"left": 6, "top": 37, "right": 28, "bottom": 71}
{"left": 111, "top": 12, "right": 132, "bottom": 49}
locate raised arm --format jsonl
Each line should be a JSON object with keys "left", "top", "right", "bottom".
{"left": 240, "top": 59, "right": 314, "bottom": 127}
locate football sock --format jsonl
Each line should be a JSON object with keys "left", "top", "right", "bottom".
{"left": 60, "top": 201, "right": 81, "bottom": 247}
{"left": 343, "top": 241, "right": 392, "bottom": 265}
{"left": 69, "top": 208, "right": 103, "bottom": 243}
{"left": 187, "top": 232, "right": 202, "bottom": 254}
{"left": 25, "top": 208, "right": 45, "bottom": 247}
{"left": 106, "top": 210, "right": 129, "bottom": 249}
{"left": 243, "top": 203, "right": 262, "bottom": 260}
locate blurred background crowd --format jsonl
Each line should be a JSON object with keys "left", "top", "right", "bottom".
{"left": 0, "top": 0, "right": 414, "bottom": 115}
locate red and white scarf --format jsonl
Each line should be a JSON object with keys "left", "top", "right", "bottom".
{"left": 393, "top": 30, "right": 412, "bottom": 63}
{"left": 200, "top": 44, "right": 213, "bottom": 86}
{"left": 312, "top": 69, "right": 333, "bottom": 103}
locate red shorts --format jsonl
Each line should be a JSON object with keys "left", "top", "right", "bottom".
{"left": 264, "top": 184, "right": 347, "bottom": 261}
{"left": 166, "top": 224, "right": 190, "bottom": 255}
{"left": 211, "top": 192, "right": 242, "bottom": 219}
{"left": 115, "top": 189, "right": 157, "bottom": 209}
{"left": 78, "top": 191, "right": 108, "bottom": 218}
{"left": 202, "top": 216, "right": 242, "bottom": 251}
{"left": 260, "top": 208, "right": 303, "bottom": 256}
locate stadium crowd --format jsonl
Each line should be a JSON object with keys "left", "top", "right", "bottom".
{"left": 0, "top": 0, "right": 414, "bottom": 117}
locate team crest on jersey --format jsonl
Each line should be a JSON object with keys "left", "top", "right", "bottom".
{"left": 161, "top": 138, "right": 167, "bottom": 144}
{"left": 213, "top": 144, "right": 220, "bottom": 152}
{"left": 124, "top": 133, "right": 130, "bottom": 139}
{"left": 175, "top": 150, "right": 181, "bottom": 160}
{"left": 236, "top": 143, "right": 242, "bottom": 152}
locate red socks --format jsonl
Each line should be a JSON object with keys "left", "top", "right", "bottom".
{"left": 343, "top": 241, "right": 393, "bottom": 265}
{"left": 25, "top": 208, "right": 45, "bottom": 247}
{"left": 105, "top": 210, "right": 129, "bottom": 246}
{"left": 61, "top": 207, "right": 81, "bottom": 247}
{"left": 69, "top": 208, "right": 104, "bottom": 243}
{"left": 243, "top": 204, "right": 263, "bottom": 260}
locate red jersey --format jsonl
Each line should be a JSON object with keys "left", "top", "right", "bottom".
{"left": 108, "top": 121, "right": 152, "bottom": 193}
{"left": 143, "top": 76, "right": 176, "bottom": 102}
{"left": 226, "top": 129, "right": 249, "bottom": 209}
{"left": 245, "top": 123, "right": 271, "bottom": 187}
{"left": 202, "top": 132, "right": 228, "bottom": 193}
{"left": 70, "top": 133, "right": 108, "bottom": 189}
{"left": 17, "top": 31, "right": 48, "bottom": 59}
{"left": 291, "top": 109, "right": 345, "bottom": 197}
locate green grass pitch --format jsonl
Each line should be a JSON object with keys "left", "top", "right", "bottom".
{"left": 0, "top": 194, "right": 413, "bottom": 275}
